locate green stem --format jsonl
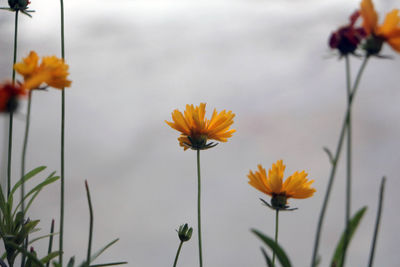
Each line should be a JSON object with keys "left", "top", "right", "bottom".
{"left": 8, "top": 10, "right": 19, "bottom": 198}
{"left": 46, "top": 219, "right": 55, "bottom": 267}
{"left": 173, "top": 241, "right": 184, "bottom": 267}
{"left": 20, "top": 91, "right": 33, "bottom": 214}
{"left": 272, "top": 209, "right": 279, "bottom": 267}
{"left": 59, "top": 0, "right": 66, "bottom": 265}
{"left": 196, "top": 149, "right": 203, "bottom": 267}
{"left": 367, "top": 177, "right": 386, "bottom": 267}
{"left": 310, "top": 56, "right": 369, "bottom": 267}
{"left": 85, "top": 181, "right": 94, "bottom": 265}
{"left": 341, "top": 55, "right": 352, "bottom": 267}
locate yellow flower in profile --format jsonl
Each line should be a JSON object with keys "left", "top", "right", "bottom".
{"left": 360, "top": 0, "right": 400, "bottom": 53}
{"left": 247, "top": 160, "right": 316, "bottom": 209}
{"left": 165, "top": 103, "right": 235, "bottom": 150}
{"left": 14, "top": 51, "right": 71, "bottom": 90}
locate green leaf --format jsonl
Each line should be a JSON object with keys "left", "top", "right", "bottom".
{"left": 89, "top": 262, "right": 128, "bottom": 266}
{"left": 23, "top": 173, "right": 57, "bottom": 216}
{"left": 9, "top": 166, "right": 47, "bottom": 199}
{"left": 40, "top": 252, "right": 60, "bottom": 264}
{"left": 90, "top": 239, "right": 119, "bottom": 263}
{"left": 29, "top": 232, "right": 59, "bottom": 245}
{"left": 330, "top": 206, "right": 367, "bottom": 267}
{"left": 3, "top": 241, "right": 44, "bottom": 267}
{"left": 260, "top": 247, "right": 274, "bottom": 267}
{"left": 13, "top": 175, "right": 60, "bottom": 218}
{"left": 66, "top": 257, "right": 75, "bottom": 267}
{"left": 251, "top": 229, "right": 292, "bottom": 267}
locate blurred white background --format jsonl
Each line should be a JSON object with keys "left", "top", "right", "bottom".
{"left": 0, "top": 0, "right": 399, "bottom": 266}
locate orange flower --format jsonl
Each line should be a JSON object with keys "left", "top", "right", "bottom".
{"left": 360, "top": 0, "right": 400, "bottom": 53}
{"left": 247, "top": 160, "right": 316, "bottom": 209}
{"left": 14, "top": 51, "right": 71, "bottom": 90}
{"left": 0, "top": 82, "right": 26, "bottom": 112}
{"left": 166, "top": 103, "right": 235, "bottom": 150}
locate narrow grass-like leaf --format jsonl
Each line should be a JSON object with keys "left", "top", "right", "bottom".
{"left": 29, "top": 232, "right": 59, "bottom": 245}
{"left": 260, "top": 247, "right": 273, "bottom": 267}
{"left": 89, "top": 239, "right": 119, "bottom": 263}
{"left": 89, "top": 262, "right": 128, "bottom": 266}
{"left": 24, "top": 172, "right": 57, "bottom": 217}
{"left": 330, "top": 206, "right": 367, "bottom": 267}
{"left": 40, "top": 252, "right": 60, "bottom": 264}
{"left": 368, "top": 177, "right": 386, "bottom": 267}
{"left": 67, "top": 257, "right": 75, "bottom": 267}
{"left": 13, "top": 176, "right": 59, "bottom": 218}
{"left": 251, "top": 229, "right": 292, "bottom": 267}
{"left": 9, "top": 166, "right": 46, "bottom": 198}
{"left": 323, "top": 147, "right": 334, "bottom": 165}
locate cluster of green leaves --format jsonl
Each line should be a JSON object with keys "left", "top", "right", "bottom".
{"left": 0, "top": 166, "right": 60, "bottom": 266}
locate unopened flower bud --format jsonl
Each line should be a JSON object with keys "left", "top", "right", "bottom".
{"left": 177, "top": 223, "right": 193, "bottom": 242}
{"left": 8, "top": 0, "right": 30, "bottom": 11}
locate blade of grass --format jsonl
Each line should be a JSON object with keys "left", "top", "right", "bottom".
{"left": 251, "top": 229, "right": 292, "bottom": 267}
{"left": 330, "top": 207, "right": 367, "bottom": 267}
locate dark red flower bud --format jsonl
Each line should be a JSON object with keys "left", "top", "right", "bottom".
{"left": 8, "top": 0, "right": 30, "bottom": 11}
{"left": 329, "top": 11, "right": 367, "bottom": 55}
{"left": 0, "top": 82, "right": 26, "bottom": 113}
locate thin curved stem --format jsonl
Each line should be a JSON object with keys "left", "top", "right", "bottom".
{"left": 341, "top": 55, "right": 352, "bottom": 267}
{"left": 173, "top": 241, "right": 184, "bottom": 267}
{"left": 367, "top": 177, "right": 386, "bottom": 267}
{"left": 310, "top": 56, "right": 369, "bottom": 267}
{"left": 272, "top": 209, "right": 279, "bottom": 267}
{"left": 59, "top": 0, "right": 66, "bottom": 265}
{"left": 21, "top": 91, "right": 33, "bottom": 213}
{"left": 196, "top": 149, "right": 203, "bottom": 267}
{"left": 85, "top": 181, "right": 94, "bottom": 265}
{"left": 8, "top": 10, "right": 19, "bottom": 198}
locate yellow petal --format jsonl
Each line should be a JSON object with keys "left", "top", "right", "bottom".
{"left": 360, "top": 0, "right": 378, "bottom": 35}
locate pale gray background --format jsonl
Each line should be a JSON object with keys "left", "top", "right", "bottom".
{"left": 0, "top": 0, "right": 399, "bottom": 266}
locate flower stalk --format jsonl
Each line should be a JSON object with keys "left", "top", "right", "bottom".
{"left": 272, "top": 209, "right": 279, "bottom": 266}
{"left": 59, "top": 0, "right": 66, "bottom": 265}
{"left": 20, "top": 90, "right": 33, "bottom": 213}
{"left": 196, "top": 149, "right": 203, "bottom": 267}
{"left": 8, "top": 9, "right": 19, "bottom": 198}
{"left": 310, "top": 56, "right": 369, "bottom": 267}
{"left": 341, "top": 54, "right": 352, "bottom": 267}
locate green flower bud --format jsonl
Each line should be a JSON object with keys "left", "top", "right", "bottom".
{"left": 363, "top": 35, "right": 384, "bottom": 56}
{"left": 177, "top": 223, "right": 193, "bottom": 242}
{"left": 271, "top": 194, "right": 288, "bottom": 210}
{"left": 8, "top": 0, "right": 30, "bottom": 11}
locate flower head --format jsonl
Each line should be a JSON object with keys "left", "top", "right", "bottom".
{"left": 176, "top": 223, "right": 193, "bottom": 242}
{"left": 0, "top": 82, "right": 26, "bottom": 113}
{"left": 329, "top": 11, "right": 367, "bottom": 55}
{"left": 14, "top": 51, "right": 71, "bottom": 90}
{"left": 165, "top": 103, "right": 235, "bottom": 150}
{"left": 247, "top": 160, "right": 316, "bottom": 210}
{"left": 360, "top": 0, "right": 400, "bottom": 54}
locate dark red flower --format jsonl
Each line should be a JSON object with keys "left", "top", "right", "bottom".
{"left": 329, "top": 11, "right": 367, "bottom": 55}
{"left": 0, "top": 82, "right": 26, "bottom": 113}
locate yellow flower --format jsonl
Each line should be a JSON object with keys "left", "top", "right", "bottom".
{"left": 247, "top": 160, "right": 316, "bottom": 209}
{"left": 14, "top": 51, "right": 71, "bottom": 90}
{"left": 165, "top": 103, "right": 235, "bottom": 150}
{"left": 360, "top": 0, "right": 400, "bottom": 53}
